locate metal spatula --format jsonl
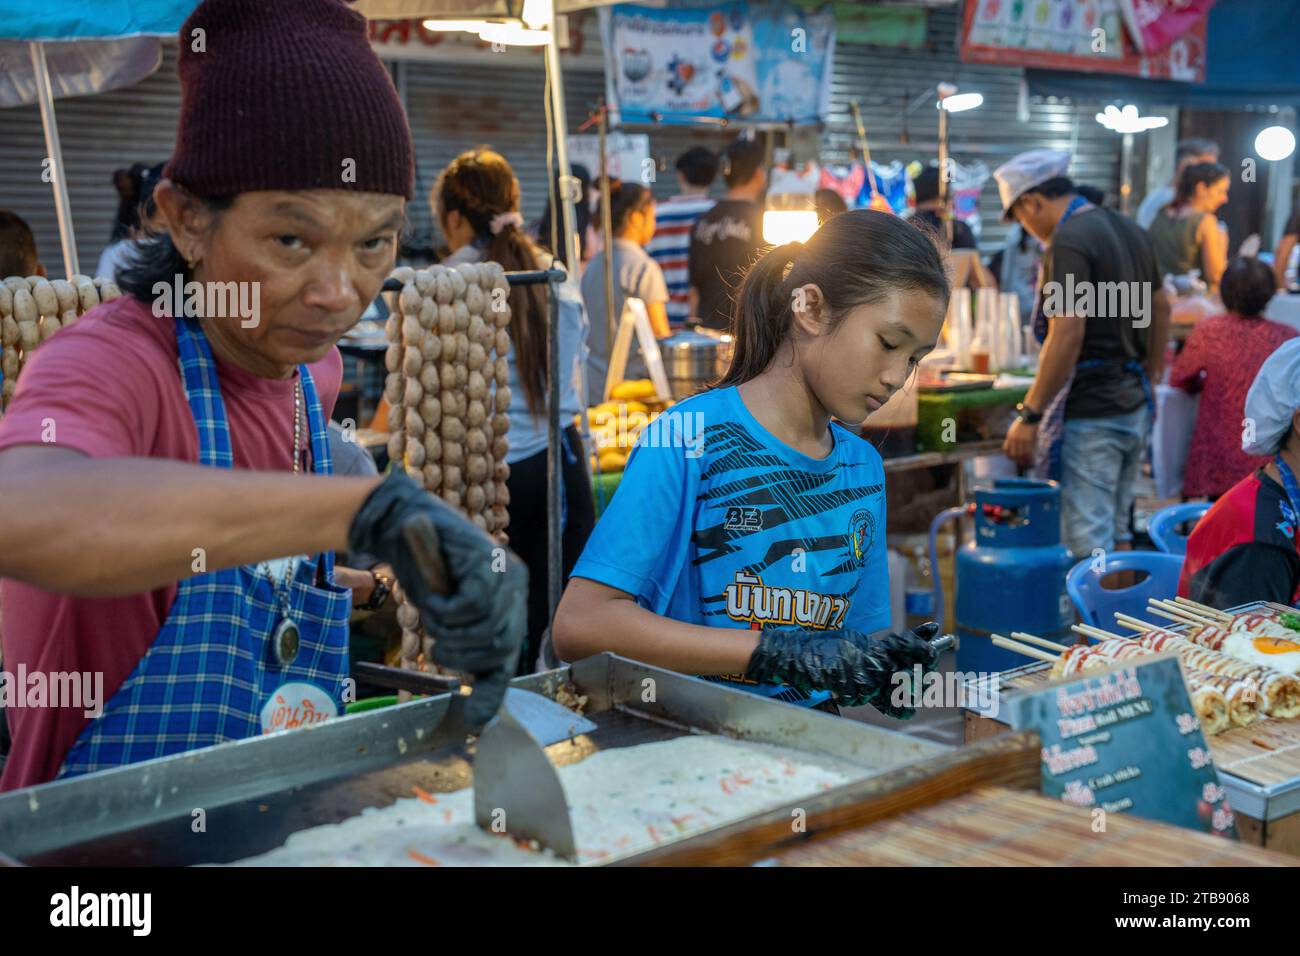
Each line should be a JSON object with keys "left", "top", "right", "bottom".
{"left": 473, "top": 697, "right": 580, "bottom": 860}
{"left": 399, "top": 514, "right": 585, "bottom": 859}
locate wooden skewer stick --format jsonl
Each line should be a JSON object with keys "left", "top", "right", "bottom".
{"left": 1265, "top": 602, "right": 1298, "bottom": 616}
{"left": 1147, "top": 598, "right": 1200, "bottom": 617}
{"left": 991, "top": 635, "right": 1059, "bottom": 663}
{"left": 1146, "top": 604, "right": 1209, "bottom": 628}
{"left": 1010, "top": 631, "right": 1070, "bottom": 653}
{"left": 1173, "top": 596, "right": 1232, "bottom": 623}
{"left": 1148, "top": 599, "right": 1218, "bottom": 626}
{"left": 1114, "top": 613, "right": 1181, "bottom": 636}
{"left": 1072, "top": 623, "right": 1123, "bottom": 642}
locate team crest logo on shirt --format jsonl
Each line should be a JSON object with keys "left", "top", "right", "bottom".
{"left": 1278, "top": 500, "right": 1297, "bottom": 540}
{"left": 724, "top": 506, "right": 764, "bottom": 532}
{"left": 848, "top": 509, "right": 876, "bottom": 567}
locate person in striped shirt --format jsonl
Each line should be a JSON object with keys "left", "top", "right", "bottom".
{"left": 646, "top": 146, "right": 718, "bottom": 327}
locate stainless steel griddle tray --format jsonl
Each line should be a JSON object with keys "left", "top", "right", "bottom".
{"left": 0, "top": 653, "right": 946, "bottom": 864}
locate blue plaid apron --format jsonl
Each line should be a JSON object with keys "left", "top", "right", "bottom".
{"left": 58, "top": 316, "right": 352, "bottom": 778}
{"left": 1030, "top": 198, "right": 1153, "bottom": 480}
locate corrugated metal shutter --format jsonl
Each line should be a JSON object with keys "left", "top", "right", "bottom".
{"left": 817, "top": 5, "right": 1121, "bottom": 251}
{"left": 0, "top": 45, "right": 180, "bottom": 276}
{"left": 0, "top": 6, "right": 1119, "bottom": 269}
{"left": 403, "top": 57, "right": 608, "bottom": 253}
{"left": 602, "top": 6, "right": 1122, "bottom": 253}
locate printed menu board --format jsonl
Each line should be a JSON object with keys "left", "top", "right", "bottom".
{"left": 1007, "top": 653, "right": 1237, "bottom": 838}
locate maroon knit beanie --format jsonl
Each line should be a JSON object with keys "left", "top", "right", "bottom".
{"left": 165, "top": 0, "right": 414, "bottom": 199}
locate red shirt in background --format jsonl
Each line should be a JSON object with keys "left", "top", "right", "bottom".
{"left": 1179, "top": 469, "right": 1300, "bottom": 609}
{"left": 1169, "top": 313, "right": 1297, "bottom": 498}
{"left": 0, "top": 295, "right": 341, "bottom": 790}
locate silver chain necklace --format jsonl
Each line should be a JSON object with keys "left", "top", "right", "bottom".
{"left": 260, "top": 378, "right": 304, "bottom": 667}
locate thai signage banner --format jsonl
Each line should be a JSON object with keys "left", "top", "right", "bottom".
{"left": 960, "top": 0, "right": 1207, "bottom": 82}
{"left": 602, "top": 2, "right": 836, "bottom": 126}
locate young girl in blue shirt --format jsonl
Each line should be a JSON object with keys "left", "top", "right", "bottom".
{"left": 553, "top": 210, "right": 949, "bottom": 713}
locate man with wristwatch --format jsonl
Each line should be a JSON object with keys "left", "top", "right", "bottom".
{"left": 995, "top": 149, "right": 1169, "bottom": 558}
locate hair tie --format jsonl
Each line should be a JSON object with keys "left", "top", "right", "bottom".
{"left": 489, "top": 211, "right": 524, "bottom": 235}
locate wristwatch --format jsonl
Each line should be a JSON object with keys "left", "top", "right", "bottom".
{"left": 1015, "top": 402, "right": 1044, "bottom": 425}
{"left": 356, "top": 568, "right": 393, "bottom": 611}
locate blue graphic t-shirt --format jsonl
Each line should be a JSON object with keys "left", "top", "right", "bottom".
{"left": 573, "top": 386, "right": 891, "bottom": 706}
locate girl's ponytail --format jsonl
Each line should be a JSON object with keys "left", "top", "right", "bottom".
{"left": 717, "top": 243, "right": 802, "bottom": 388}
{"left": 716, "top": 209, "right": 950, "bottom": 388}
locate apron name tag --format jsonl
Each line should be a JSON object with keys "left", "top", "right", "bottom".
{"left": 261, "top": 682, "right": 339, "bottom": 735}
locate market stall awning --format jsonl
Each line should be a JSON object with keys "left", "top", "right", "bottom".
{"left": 0, "top": 0, "right": 199, "bottom": 276}
{"left": 1027, "top": 0, "right": 1300, "bottom": 108}
{"left": 0, "top": 37, "right": 162, "bottom": 108}
{"left": 0, "top": 0, "right": 196, "bottom": 40}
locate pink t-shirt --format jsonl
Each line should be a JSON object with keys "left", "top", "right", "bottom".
{"left": 0, "top": 295, "right": 342, "bottom": 790}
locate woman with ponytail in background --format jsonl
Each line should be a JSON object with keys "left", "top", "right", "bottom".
{"left": 553, "top": 210, "right": 949, "bottom": 715}
{"left": 1148, "top": 161, "right": 1231, "bottom": 290}
{"left": 434, "top": 148, "right": 594, "bottom": 673}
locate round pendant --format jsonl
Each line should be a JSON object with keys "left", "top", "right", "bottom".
{"left": 274, "top": 617, "right": 301, "bottom": 666}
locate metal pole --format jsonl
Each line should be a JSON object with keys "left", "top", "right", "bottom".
{"left": 597, "top": 102, "right": 616, "bottom": 365}
{"left": 850, "top": 99, "right": 880, "bottom": 198}
{"left": 937, "top": 97, "right": 952, "bottom": 248}
{"left": 1119, "top": 132, "right": 1134, "bottom": 216}
{"left": 29, "top": 42, "right": 79, "bottom": 277}
{"left": 543, "top": 15, "right": 576, "bottom": 630}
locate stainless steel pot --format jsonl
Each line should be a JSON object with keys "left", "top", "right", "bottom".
{"left": 659, "top": 327, "right": 733, "bottom": 399}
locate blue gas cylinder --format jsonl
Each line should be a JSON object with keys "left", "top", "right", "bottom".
{"left": 955, "top": 478, "right": 1075, "bottom": 673}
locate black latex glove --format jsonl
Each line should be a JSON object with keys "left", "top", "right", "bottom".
{"left": 348, "top": 470, "right": 527, "bottom": 730}
{"left": 871, "top": 622, "right": 942, "bottom": 720}
{"left": 744, "top": 622, "right": 940, "bottom": 712}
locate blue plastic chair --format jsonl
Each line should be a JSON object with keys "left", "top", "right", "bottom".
{"left": 1065, "top": 551, "right": 1187, "bottom": 630}
{"left": 1148, "top": 502, "right": 1211, "bottom": 555}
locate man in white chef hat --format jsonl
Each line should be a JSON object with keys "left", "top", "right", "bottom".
{"left": 1180, "top": 338, "right": 1300, "bottom": 608}
{"left": 995, "top": 148, "right": 1170, "bottom": 560}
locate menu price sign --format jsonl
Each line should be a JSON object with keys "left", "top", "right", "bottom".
{"left": 1006, "top": 653, "right": 1237, "bottom": 838}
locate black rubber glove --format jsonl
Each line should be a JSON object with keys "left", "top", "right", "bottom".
{"left": 348, "top": 470, "right": 527, "bottom": 730}
{"left": 744, "top": 622, "right": 940, "bottom": 712}
{"left": 871, "top": 622, "right": 942, "bottom": 720}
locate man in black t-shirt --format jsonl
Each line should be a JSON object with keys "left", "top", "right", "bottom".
{"left": 995, "top": 149, "right": 1171, "bottom": 557}
{"left": 688, "top": 136, "right": 767, "bottom": 329}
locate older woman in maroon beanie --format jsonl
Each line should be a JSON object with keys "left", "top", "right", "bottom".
{"left": 0, "top": 0, "right": 525, "bottom": 790}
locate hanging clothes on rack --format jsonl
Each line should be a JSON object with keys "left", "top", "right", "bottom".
{"left": 858, "top": 160, "right": 911, "bottom": 216}
{"left": 947, "top": 159, "right": 990, "bottom": 242}
{"left": 818, "top": 162, "right": 867, "bottom": 206}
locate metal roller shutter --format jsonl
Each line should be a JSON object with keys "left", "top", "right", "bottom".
{"left": 403, "top": 57, "right": 607, "bottom": 253}
{"left": 817, "top": 5, "right": 1122, "bottom": 252}
{"left": 0, "top": 6, "right": 1120, "bottom": 269}
{"left": 0, "top": 44, "right": 180, "bottom": 276}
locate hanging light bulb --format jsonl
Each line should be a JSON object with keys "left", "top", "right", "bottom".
{"left": 939, "top": 92, "right": 984, "bottom": 113}
{"left": 763, "top": 194, "right": 819, "bottom": 245}
{"left": 1094, "top": 104, "right": 1168, "bottom": 133}
{"left": 421, "top": 19, "right": 489, "bottom": 33}
{"left": 1256, "top": 125, "right": 1297, "bottom": 161}
{"left": 478, "top": 22, "right": 550, "bottom": 46}
{"left": 522, "top": 0, "right": 554, "bottom": 29}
